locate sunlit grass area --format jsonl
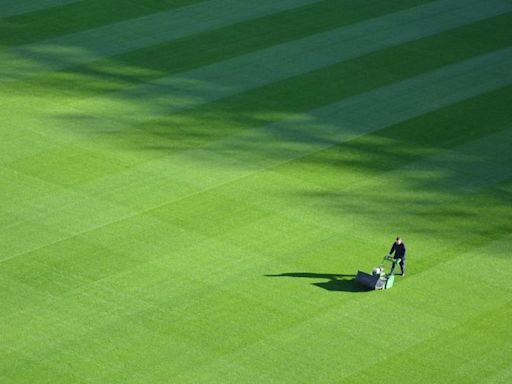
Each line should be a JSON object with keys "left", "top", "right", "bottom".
{"left": 1, "top": 1, "right": 511, "bottom": 383}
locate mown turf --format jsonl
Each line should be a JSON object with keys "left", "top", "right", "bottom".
{"left": 1, "top": 1, "right": 511, "bottom": 383}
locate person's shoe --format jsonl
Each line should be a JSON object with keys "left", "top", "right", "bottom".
{"left": 401, "top": 272, "right": 405, "bottom": 277}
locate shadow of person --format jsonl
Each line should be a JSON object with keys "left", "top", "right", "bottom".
{"left": 265, "top": 272, "right": 369, "bottom": 293}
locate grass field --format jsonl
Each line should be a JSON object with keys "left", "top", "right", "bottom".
{"left": 1, "top": 0, "right": 512, "bottom": 382}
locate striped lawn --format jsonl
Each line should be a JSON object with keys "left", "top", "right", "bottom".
{"left": 0, "top": 0, "right": 81, "bottom": 18}
{"left": 1, "top": 1, "right": 511, "bottom": 383}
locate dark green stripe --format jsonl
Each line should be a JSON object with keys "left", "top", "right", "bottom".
{"left": 0, "top": 0, "right": 205, "bottom": 46}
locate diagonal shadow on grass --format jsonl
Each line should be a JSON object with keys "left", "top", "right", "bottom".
{"left": 265, "top": 272, "right": 369, "bottom": 292}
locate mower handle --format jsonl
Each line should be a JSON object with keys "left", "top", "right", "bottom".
{"left": 382, "top": 255, "right": 398, "bottom": 264}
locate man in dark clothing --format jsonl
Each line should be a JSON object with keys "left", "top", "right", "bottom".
{"left": 389, "top": 237, "right": 406, "bottom": 276}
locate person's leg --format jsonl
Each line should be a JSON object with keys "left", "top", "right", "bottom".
{"left": 400, "top": 258, "right": 406, "bottom": 276}
{"left": 389, "top": 259, "right": 398, "bottom": 275}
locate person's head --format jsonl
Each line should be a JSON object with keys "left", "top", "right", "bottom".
{"left": 396, "top": 237, "right": 402, "bottom": 245}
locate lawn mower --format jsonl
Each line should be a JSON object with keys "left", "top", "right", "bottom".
{"left": 355, "top": 255, "right": 397, "bottom": 290}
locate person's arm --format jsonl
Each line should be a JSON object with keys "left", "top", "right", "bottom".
{"left": 389, "top": 243, "right": 396, "bottom": 255}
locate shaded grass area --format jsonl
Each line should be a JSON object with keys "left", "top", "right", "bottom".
{"left": 274, "top": 85, "right": 512, "bottom": 183}
{"left": 1, "top": 0, "right": 328, "bottom": 82}
{"left": 73, "top": 13, "right": 512, "bottom": 151}
{"left": 92, "top": 0, "right": 429, "bottom": 79}
{"left": 0, "top": 0, "right": 205, "bottom": 46}
{"left": 2, "top": 11, "right": 505, "bottom": 168}
{"left": 1, "top": 0, "right": 432, "bottom": 97}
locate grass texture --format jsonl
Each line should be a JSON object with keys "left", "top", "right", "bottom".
{"left": 1, "top": 0, "right": 511, "bottom": 383}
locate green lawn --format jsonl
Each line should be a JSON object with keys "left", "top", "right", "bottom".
{"left": 1, "top": 0, "right": 511, "bottom": 382}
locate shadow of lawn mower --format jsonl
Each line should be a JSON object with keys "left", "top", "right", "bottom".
{"left": 355, "top": 255, "right": 400, "bottom": 290}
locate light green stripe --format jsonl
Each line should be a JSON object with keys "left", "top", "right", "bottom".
{"left": 1, "top": 0, "right": 320, "bottom": 81}
{"left": 45, "top": 0, "right": 512, "bottom": 128}
{"left": 0, "top": 0, "right": 81, "bottom": 18}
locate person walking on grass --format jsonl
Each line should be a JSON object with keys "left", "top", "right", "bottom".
{"left": 389, "top": 237, "right": 406, "bottom": 276}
